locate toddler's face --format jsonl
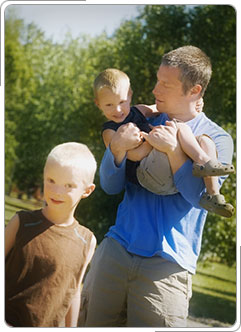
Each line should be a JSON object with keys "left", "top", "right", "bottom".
{"left": 96, "top": 83, "right": 132, "bottom": 123}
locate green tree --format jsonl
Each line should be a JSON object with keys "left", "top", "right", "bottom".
{"left": 5, "top": 15, "right": 35, "bottom": 193}
{"left": 189, "top": 5, "right": 236, "bottom": 124}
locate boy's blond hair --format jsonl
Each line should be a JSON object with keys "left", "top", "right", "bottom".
{"left": 44, "top": 142, "right": 97, "bottom": 185}
{"left": 93, "top": 68, "right": 131, "bottom": 98}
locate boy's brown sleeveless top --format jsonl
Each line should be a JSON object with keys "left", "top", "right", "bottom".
{"left": 5, "top": 209, "right": 93, "bottom": 327}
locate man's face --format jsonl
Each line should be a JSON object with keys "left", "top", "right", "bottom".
{"left": 95, "top": 82, "right": 132, "bottom": 123}
{"left": 152, "top": 65, "right": 189, "bottom": 116}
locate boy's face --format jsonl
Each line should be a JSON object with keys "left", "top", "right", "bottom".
{"left": 43, "top": 161, "right": 92, "bottom": 215}
{"left": 95, "top": 82, "right": 132, "bottom": 123}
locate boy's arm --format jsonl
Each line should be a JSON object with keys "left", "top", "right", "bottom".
{"left": 65, "top": 282, "right": 82, "bottom": 327}
{"left": 5, "top": 214, "right": 20, "bottom": 257}
{"left": 135, "top": 98, "right": 203, "bottom": 117}
{"left": 102, "top": 129, "right": 115, "bottom": 148}
{"left": 65, "top": 234, "right": 97, "bottom": 327}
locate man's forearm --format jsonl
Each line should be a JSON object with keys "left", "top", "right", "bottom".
{"left": 127, "top": 142, "right": 153, "bottom": 162}
{"left": 100, "top": 147, "right": 126, "bottom": 194}
{"left": 110, "top": 140, "right": 127, "bottom": 166}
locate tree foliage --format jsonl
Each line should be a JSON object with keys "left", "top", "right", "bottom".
{"left": 5, "top": 5, "right": 236, "bottom": 265}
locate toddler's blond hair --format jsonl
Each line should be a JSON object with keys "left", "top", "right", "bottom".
{"left": 94, "top": 68, "right": 131, "bottom": 98}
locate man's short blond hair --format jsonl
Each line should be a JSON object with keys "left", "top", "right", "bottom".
{"left": 161, "top": 45, "right": 212, "bottom": 97}
{"left": 44, "top": 142, "right": 97, "bottom": 185}
{"left": 93, "top": 68, "right": 131, "bottom": 98}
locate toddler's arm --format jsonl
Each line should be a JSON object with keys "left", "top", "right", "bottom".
{"left": 136, "top": 98, "right": 204, "bottom": 118}
{"left": 135, "top": 104, "right": 158, "bottom": 117}
{"left": 65, "top": 234, "right": 97, "bottom": 327}
{"left": 5, "top": 214, "right": 20, "bottom": 257}
{"left": 102, "top": 128, "right": 116, "bottom": 148}
{"left": 102, "top": 125, "right": 143, "bottom": 165}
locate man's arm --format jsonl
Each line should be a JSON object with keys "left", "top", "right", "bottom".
{"left": 100, "top": 123, "right": 143, "bottom": 194}
{"left": 127, "top": 141, "right": 153, "bottom": 162}
{"left": 141, "top": 121, "right": 188, "bottom": 174}
{"left": 141, "top": 123, "right": 205, "bottom": 207}
{"left": 100, "top": 146, "right": 126, "bottom": 194}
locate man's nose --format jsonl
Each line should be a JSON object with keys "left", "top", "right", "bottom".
{"left": 152, "top": 82, "right": 158, "bottom": 95}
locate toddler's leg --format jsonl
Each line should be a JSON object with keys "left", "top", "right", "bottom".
{"left": 175, "top": 122, "right": 210, "bottom": 164}
{"left": 175, "top": 122, "right": 234, "bottom": 177}
{"left": 196, "top": 135, "right": 234, "bottom": 218}
{"left": 198, "top": 135, "right": 219, "bottom": 195}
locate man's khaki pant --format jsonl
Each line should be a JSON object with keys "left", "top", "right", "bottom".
{"left": 79, "top": 237, "right": 192, "bottom": 327}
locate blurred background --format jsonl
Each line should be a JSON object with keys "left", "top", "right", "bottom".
{"left": 4, "top": 4, "right": 236, "bottom": 326}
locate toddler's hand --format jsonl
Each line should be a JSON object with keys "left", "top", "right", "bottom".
{"left": 113, "top": 123, "right": 142, "bottom": 152}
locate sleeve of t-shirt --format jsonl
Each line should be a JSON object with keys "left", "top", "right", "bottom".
{"left": 102, "top": 121, "right": 118, "bottom": 133}
{"left": 100, "top": 146, "right": 126, "bottom": 194}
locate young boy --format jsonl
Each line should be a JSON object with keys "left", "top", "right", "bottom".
{"left": 94, "top": 68, "right": 234, "bottom": 217}
{"left": 5, "top": 142, "right": 97, "bottom": 327}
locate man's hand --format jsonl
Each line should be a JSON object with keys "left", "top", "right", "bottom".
{"left": 110, "top": 123, "right": 143, "bottom": 165}
{"left": 141, "top": 121, "right": 178, "bottom": 154}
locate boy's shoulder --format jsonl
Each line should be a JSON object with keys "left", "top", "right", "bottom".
{"left": 17, "top": 209, "right": 46, "bottom": 227}
{"left": 73, "top": 220, "right": 94, "bottom": 243}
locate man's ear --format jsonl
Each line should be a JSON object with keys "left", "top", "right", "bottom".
{"left": 81, "top": 184, "right": 96, "bottom": 199}
{"left": 190, "top": 84, "right": 202, "bottom": 96}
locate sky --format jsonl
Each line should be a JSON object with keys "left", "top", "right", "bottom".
{"left": 5, "top": 3, "right": 143, "bottom": 42}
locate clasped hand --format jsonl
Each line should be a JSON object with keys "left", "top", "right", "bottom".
{"left": 110, "top": 121, "right": 178, "bottom": 163}
{"left": 141, "top": 121, "right": 178, "bottom": 154}
{"left": 110, "top": 123, "right": 143, "bottom": 154}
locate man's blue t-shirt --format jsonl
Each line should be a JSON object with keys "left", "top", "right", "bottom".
{"left": 99, "top": 112, "right": 234, "bottom": 273}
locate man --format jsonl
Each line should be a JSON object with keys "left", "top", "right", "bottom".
{"left": 79, "top": 46, "right": 234, "bottom": 327}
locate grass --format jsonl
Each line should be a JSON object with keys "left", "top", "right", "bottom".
{"left": 5, "top": 195, "right": 237, "bottom": 325}
{"left": 190, "top": 261, "right": 236, "bottom": 325}
{"left": 5, "top": 195, "right": 43, "bottom": 225}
